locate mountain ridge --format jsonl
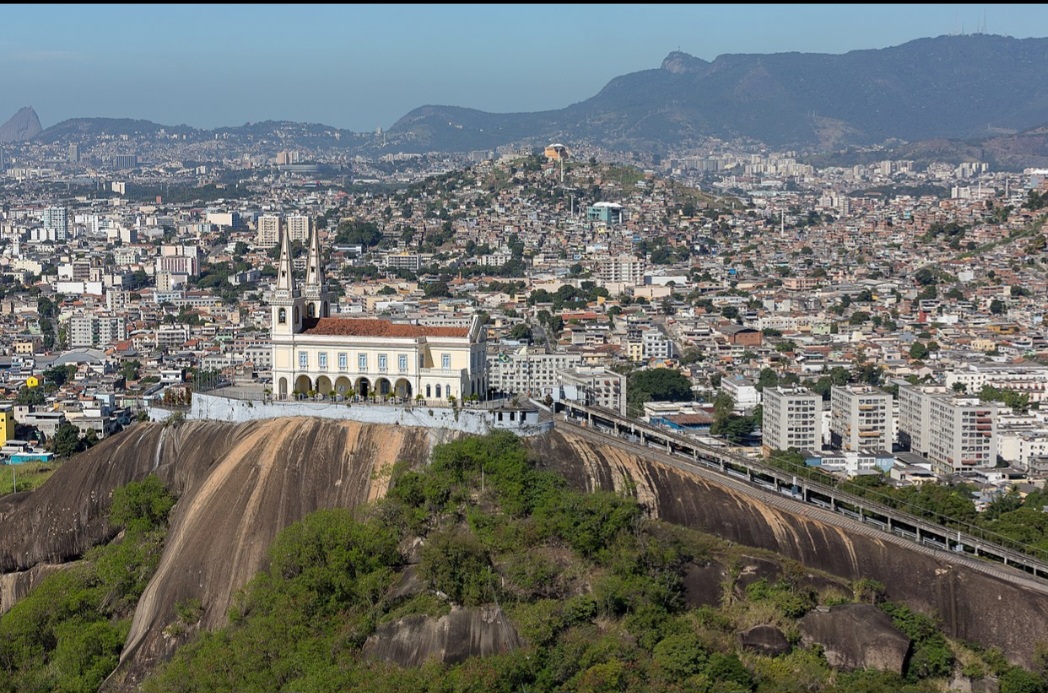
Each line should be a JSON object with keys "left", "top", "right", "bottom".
{"left": 7, "top": 34, "right": 1048, "bottom": 165}
{"left": 387, "top": 33, "right": 1048, "bottom": 152}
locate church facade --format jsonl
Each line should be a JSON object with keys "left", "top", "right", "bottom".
{"left": 270, "top": 227, "right": 488, "bottom": 401}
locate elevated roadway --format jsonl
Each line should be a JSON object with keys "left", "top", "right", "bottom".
{"left": 551, "top": 401, "right": 1048, "bottom": 593}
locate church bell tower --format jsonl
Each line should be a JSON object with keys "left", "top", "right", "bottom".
{"left": 303, "top": 226, "right": 332, "bottom": 319}
{"left": 271, "top": 226, "right": 305, "bottom": 336}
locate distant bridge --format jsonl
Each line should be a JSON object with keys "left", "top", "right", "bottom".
{"left": 550, "top": 400, "right": 1048, "bottom": 592}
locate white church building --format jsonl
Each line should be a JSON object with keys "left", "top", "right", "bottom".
{"left": 270, "top": 227, "right": 488, "bottom": 401}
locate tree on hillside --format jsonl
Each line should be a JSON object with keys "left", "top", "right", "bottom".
{"left": 51, "top": 423, "right": 85, "bottom": 458}
{"left": 909, "top": 342, "right": 929, "bottom": 361}
{"left": 627, "top": 368, "right": 693, "bottom": 411}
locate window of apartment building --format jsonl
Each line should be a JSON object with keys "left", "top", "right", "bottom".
{"left": 378, "top": 354, "right": 388, "bottom": 372}
{"left": 358, "top": 353, "right": 367, "bottom": 371}
{"left": 441, "top": 353, "right": 451, "bottom": 370}
{"left": 399, "top": 354, "right": 408, "bottom": 372}
{"left": 318, "top": 352, "right": 327, "bottom": 370}
{"left": 338, "top": 353, "right": 347, "bottom": 371}
{"left": 298, "top": 351, "right": 308, "bottom": 369}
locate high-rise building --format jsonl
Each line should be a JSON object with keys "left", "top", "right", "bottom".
{"left": 897, "top": 383, "right": 949, "bottom": 454}
{"left": 898, "top": 384, "right": 997, "bottom": 475}
{"left": 113, "top": 154, "right": 138, "bottom": 170}
{"left": 287, "top": 214, "right": 312, "bottom": 243}
{"left": 256, "top": 214, "right": 282, "bottom": 249}
{"left": 69, "top": 316, "right": 127, "bottom": 348}
{"left": 68, "top": 143, "right": 80, "bottom": 163}
{"left": 762, "top": 387, "right": 822, "bottom": 454}
{"left": 830, "top": 385, "right": 892, "bottom": 452}
{"left": 42, "top": 206, "right": 69, "bottom": 240}
{"left": 599, "top": 255, "right": 645, "bottom": 285}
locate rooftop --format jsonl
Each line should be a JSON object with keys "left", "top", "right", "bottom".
{"left": 299, "top": 317, "right": 468, "bottom": 339}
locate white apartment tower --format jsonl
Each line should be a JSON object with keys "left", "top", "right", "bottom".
{"left": 830, "top": 385, "right": 892, "bottom": 452}
{"left": 256, "top": 214, "right": 282, "bottom": 249}
{"left": 762, "top": 387, "right": 822, "bottom": 454}
{"left": 42, "top": 206, "right": 69, "bottom": 240}
{"left": 287, "top": 215, "right": 312, "bottom": 243}
{"left": 899, "top": 384, "right": 998, "bottom": 475}
{"left": 927, "top": 396, "right": 997, "bottom": 476}
{"left": 897, "top": 383, "right": 949, "bottom": 454}
{"left": 599, "top": 256, "right": 645, "bottom": 285}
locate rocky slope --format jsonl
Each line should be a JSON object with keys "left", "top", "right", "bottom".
{"left": 531, "top": 429, "right": 1048, "bottom": 670}
{"left": 4, "top": 418, "right": 1048, "bottom": 685}
{"left": 0, "top": 418, "right": 450, "bottom": 687}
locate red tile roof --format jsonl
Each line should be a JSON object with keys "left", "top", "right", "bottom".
{"left": 300, "top": 318, "right": 468, "bottom": 338}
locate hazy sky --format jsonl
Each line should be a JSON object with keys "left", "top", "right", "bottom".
{"left": 2, "top": 4, "right": 1045, "bottom": 132}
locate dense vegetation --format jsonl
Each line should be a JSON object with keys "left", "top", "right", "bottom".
{"left": 0, "top": 475, "right": 176, "bottom": 692}
{"left": 142, "top": 432, "right": 1045, "bottom": 693}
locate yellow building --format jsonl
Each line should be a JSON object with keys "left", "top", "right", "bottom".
{"left": 0, "top": 405, "right": 14, "bottom": 446}
{"left": 270, "top": 228, "right": 488, "bottom": 401}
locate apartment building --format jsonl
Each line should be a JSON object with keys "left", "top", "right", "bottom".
{"left": 830, "top": 385, "right": 892, "bottom": 452}
{"left": 721, "top": 375, "right": 760, "bottom": 411}
{"left": 897, "top": 383, "right": 950, "bottom": 454}
{"left": 486, "top": 349, "right": 583, "bottom": 398}
{"left": 599, "top": 255, "right": 645, "bottom": 285}
{"left": 926, "top": 395, "right": 997, "bottom": 476}
{"left": 68, "top": 316, "right": 127, "bottom": 349}
{"left": 287, "top": 214, "right": 312, "bottom": 243}
{"left": 556, "top": 365, "right": 627, "bottom": 416}
{"left": 762, "top": 387, "right": 822, "bottom": 454}
{"left": 256, "top": 214, "right": 282, "bottom": 249}
{"left": 945, "top": 363, "right": 1048, "bottom": 403}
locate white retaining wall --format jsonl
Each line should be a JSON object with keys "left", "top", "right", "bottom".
{"left": 160, "top": 393, "right": 551, "bottom": 437}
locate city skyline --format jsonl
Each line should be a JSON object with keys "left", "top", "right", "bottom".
{"left": 2, "top": 3, "right": 1046, "bottom": 133}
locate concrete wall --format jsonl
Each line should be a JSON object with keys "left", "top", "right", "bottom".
{"left": 173, "top": 393, "right": 551, "bottom": 437}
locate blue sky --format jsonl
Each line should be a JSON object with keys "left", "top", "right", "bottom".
{"left": 2, "top": 4, "right": 1045, "bottom": 132}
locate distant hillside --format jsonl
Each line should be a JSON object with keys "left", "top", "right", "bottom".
{"left": 0, "top": 107, "right": 42, "bottom": 143}
{"left": 387, "top": 34, "right": 1048, "bottom": 153}
{"left": 34, "top": 117, "right": 200, "bottom": 144}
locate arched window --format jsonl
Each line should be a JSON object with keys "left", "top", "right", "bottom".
{"left": 426, "top": 385, "right": 431, "bottom": 398}
{"left": 307, "top": 303, "right": 316, "bottom": 318}
{"left": 278, "top": 307, "right": 286, "bottom": 324}
{"left": 293, "top": 306, "right": 299, "bottom": 324}
{"left": 435, "top": 384, "right": 442, "bottom": 398}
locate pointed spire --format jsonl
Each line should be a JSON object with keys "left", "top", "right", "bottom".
{"left": 305, "top": 226, "right": 325, "bottom": 290}
{"left": 276, "top": 226, "right": 295, "bottom": 293}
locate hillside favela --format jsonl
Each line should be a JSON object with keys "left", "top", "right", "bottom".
{"left": 10, "top": 15, "right": 1048, "bottom": 693}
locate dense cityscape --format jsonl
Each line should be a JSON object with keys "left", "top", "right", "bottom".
{"left": 10, "top": 5, "right": 1048, "bottom": 690}
{"left": 1, "top": 126, "right": 1047, "bottom": 504}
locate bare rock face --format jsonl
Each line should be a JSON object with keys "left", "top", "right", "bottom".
{"left": 0, "top": 107, "right": 42, "bottom": 143}
{"left": 0, "top": 418, "right": 444, "bottom": 691}
{"left": 798, "top": 604, "right": 911, "bottom": 674}
{"left": 738, "top": 625, "right": 791, "bottom": 657}
{"left": 682, "top": 561, "right": 726, "bottom": 608}
{"left": 362, "top": 605, "right": 523, "bottom": 667}
{"left": 0, "top": 562, "right": 73, "bottom": 615}
{"left": 732, "top": 555, "right": 782, "bottom": 596}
